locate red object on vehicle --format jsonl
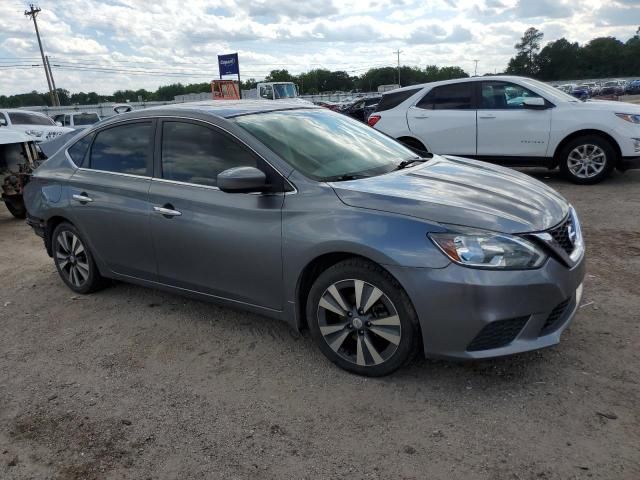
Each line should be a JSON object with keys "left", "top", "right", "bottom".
{"left": 211, "top": 80, "right": 240, "bottom": 100}
{"left": 367, "top": 114, "right": 381, "bottom": 127}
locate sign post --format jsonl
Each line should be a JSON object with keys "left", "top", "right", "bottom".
{"left": 217, "top": 53, "right": 242, "bottom": 99}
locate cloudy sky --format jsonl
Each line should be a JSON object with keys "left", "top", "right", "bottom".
{"left": 0, "top": 0, "right": 638, "bottom": 95}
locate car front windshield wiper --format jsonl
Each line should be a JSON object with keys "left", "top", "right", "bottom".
{"left": 324, "top": 173, "right": 370, "bottom": 182}
{"left": 395, "top": 157, "right": 429, "bottom": 170}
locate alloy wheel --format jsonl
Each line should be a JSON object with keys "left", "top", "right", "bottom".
{"left": 567, "top": 144, "right": 606, "bottom": 179}
{"left": 55, "top": 230, "right": 90, "bottom": 288}
{"left": 316, "top": 279, "right": 401, "bottom": 367}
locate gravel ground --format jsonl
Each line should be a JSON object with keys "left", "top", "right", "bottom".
{"left": 1, "top": 169, "right": 639, "bottom": 480}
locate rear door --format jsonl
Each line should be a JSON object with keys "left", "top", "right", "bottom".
{"left": 68, "top": 120, "right": 157, "bottom": 279}
{"left": 406, "top": 82, "right": 477, "bottom": 155}
{"left": 148, "top": 119, "right": 284, "bottom": 310}
{"left": 476, "top": 81, "right": 552, "bottom": 158}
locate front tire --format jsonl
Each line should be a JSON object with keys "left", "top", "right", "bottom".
{"left": 52, "top": 222, "right": 104, "bottom": 294}
{"left": 558, "top": 135, "right": 615, "bottom": 184}
{"left": 306, "top": 259, "right": 419, "bottom": 376}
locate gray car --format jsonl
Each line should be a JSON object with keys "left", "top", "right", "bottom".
{"left": 24, "top": 101, "right": 586, "bottom": 376}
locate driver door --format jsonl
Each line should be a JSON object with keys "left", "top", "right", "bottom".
{"left": 148, "top": 119, "right": 285, "bottom": 310}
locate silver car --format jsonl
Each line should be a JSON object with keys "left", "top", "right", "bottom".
{"left": 24, "top": 101, "right": 586, "bottom": 376}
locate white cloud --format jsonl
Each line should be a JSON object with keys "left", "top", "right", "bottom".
{"left": 0, "top": 0, "right": 637, "bottom": 96}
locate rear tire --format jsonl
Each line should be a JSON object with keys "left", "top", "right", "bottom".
{"left": 4, "top": 198, "right": 26, "bottom": 219}
{"left": 52, "top": 222, "right": 105, "bottom": 294}
{"left": 306, "top": 258, "right": 420, "bottom": 377}
{"left": 558, "top": 135, "right": 615, "bottom": 184}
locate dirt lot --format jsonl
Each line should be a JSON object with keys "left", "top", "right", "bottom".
{"left": 1, "top": 169, "right": 639, "bottom": 480}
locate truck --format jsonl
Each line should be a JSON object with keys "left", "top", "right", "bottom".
{"left": 243, "top": 82, "right": 303, "bottom": 101}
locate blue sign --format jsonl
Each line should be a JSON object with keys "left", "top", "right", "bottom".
{"left": 218, "top": 53, "right": 239, "bottom": 76}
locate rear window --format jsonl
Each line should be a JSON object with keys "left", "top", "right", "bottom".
{"left": 73, "top": 113, "right": 100, "bottom": 126}
{"left": 375, "top": 88, "right": 421, "bottom": 112}
{"left": 8, "top": 112, "right": 55, "bottom": 126}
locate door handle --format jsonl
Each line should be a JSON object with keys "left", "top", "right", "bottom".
{"left": 72, "top": 193, "right": 93, "bottom": 203}
{"left": 153, "top": 205, "right": 182, "bottom": 217}
{"left": 413, "top": 115, "right": 430, "bottom": 119}
{"left": 479, "top": 115, "right": 496, "bottom": 119}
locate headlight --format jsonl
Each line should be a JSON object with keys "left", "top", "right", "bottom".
{"left": 25, "top": 129, "right": 44, "bottom": 137}
{"left": 429, "top": 230, "right": 547, "bottom": 269}
{"left": 615, "top": 113, "right": 640, "bottom": 124}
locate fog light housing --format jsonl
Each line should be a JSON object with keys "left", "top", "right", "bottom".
{"left": 633, "top": 138, "right": 640, "bottom": 153}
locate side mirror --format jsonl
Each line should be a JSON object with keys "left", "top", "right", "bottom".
{"left": 218, "top": 166, "right": 268, "bottom": 193}
{"left": 523, "top": 97, "right": 547, "bottom": 109}
{"left": 0, "top": 118, "right": 6, "bottom": 127}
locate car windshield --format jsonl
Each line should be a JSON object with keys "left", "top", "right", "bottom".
{"left": 73, "top": 113, "right": 100, "bottom": 125}
{"left": 273, "top": 83, "right": 297, "bottom": 99}
{"left": 521, "top": 78, "right": 579, "bottom": 103}
{"left": 233, "top": 109, "right": 417, "bottom": 181}
{"left": 8, "top": 112, "right": 56, "bottom": 126}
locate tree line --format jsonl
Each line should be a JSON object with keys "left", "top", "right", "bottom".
{"left": 506, "top": 26, "right": 640, "bottom": 81}
{"left": 0, "top": 65, "right": 468, "bottom": 108}
{"left": 2, "top": 26, "right": 639, "bottom": 108}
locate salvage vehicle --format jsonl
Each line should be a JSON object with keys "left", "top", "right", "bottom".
{"left": 369, "top": 75, "right": 640, "bottom": 184}
{"left": 0, "top": 109, "right": 73, "bottom": 142}
{"left": 1, "top": 129, "right": 43, "bottom": 218}
{"left": 342, "top": 96, "right": 382, "bottom": 123}
{"left": 25, "top": 101, "right": 585, "bottom": 376}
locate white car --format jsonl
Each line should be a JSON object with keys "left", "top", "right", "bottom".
{"left": 0, "top": 109, "right": 73, "bottom": 143}
{"left": 51, "top": 111, "right": 101, "bottom": 130}
{"left": 369, "top": 76, "right": 640, "bottom": 184}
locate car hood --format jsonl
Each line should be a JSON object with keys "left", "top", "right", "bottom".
{"left": 583, "top": 99, "right": 640, "bottom": 112}
{"left": 330, "top": 155, "right": 570, "bottom": 234}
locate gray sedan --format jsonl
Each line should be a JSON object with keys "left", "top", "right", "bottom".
{"left": 24, "top": 101, "right": 586, "bottom": 376}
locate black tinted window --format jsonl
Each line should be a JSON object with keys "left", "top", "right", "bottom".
{"left": 375, "top": 88, "right": 421, "bottom": 112}
{"left": 8, "top": 112, "right": 55, "bottom": 126}
{"left": 161, "top": 121, "right": 257, "bottom": 187}
{"left": 417, "top": 83, "right": 474, "bottom": 110}
{"left": 90, "top": 122, "right": 151, "bottom": 175}
{"left": 67, "top": 134, "right": 93, "bottom": 167}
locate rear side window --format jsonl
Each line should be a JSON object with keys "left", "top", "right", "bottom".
{"left": 417, "top": 83, "right": 474, "bottom": 110}
{"left": 375, "top": 88, "right": 421, "bottom": 112}
{"left": 161, "top": 121, "right": 257, "bottom": 187}
{"left": 67, "top": 134, "right": 93, "bottom": 167}
{"left": 89, "top": 122, "right": 152, "bottom": 176}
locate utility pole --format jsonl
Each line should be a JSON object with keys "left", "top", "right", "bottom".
{"left": 394, "top": 49, "right": 402, "bottom": 86}
{"left": 473, "top": 59, "right": 479, "bottom": 76}
{"left": 45, "top": 55, "right": 60, "bottom": 106}
{"left": 25, "top": 4, "right": 58, "bottom": 106}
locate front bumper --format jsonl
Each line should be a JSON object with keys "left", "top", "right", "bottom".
{"left": 386, "top": 254, "right": 586, "bottom": 360}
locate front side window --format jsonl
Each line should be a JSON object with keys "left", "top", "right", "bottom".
{"left": 233, "top": 109, "right": 416, "bottom": 181}
{"left": 89, "top": 122, "right": 152, "bottom": 175}
{"left": 417, "top": 83, "right": 474, "bottom": 110}
{"left": 8, "top": 112, "right": 56, "bottom": 126}
{"left": 161, "top": 121, "right": 257, "bottom": 187}
{"left": 481, "top": 81, "right": 543, "bottom": 109}
{"left": 259, "top": 85, "right": 274, "bottom": 100}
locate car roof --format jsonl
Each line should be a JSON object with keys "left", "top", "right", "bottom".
{"left": 137, "top": 100, "right": 320, "bottom": 119}
{"left": 0, "top": 108, "right": 50, "bottom": 116}
{"left": 385, "top": 75, "right": 539, "bottom": 94}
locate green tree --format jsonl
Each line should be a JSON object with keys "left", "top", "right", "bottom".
{"left": 506, "top": 27, "right": 543, "bottom": 76}
{"left": 537, "top": 38, "right": 581, "bottom": 80}
{"left": 579, "top": 37, "right": 625, "bottom": 78}
{"left": 264, "top": 69, "right": 297, "bottom": 83}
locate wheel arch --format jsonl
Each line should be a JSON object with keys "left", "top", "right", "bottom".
{"left": 553, "top": 129, "right": 622, "bottom": 167}
{"left": 44, "top": 215, "right": 73, "bottom": 257}
{"left": 294, "top": 252, "right": 413, "bottom": 332}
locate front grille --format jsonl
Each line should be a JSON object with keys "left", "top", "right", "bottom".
{"left": 548, "top": 216, "right": 574, "bottom": 255}
{"left": 466, "top": 316, "right": 529, "bottom": 352}
{"left": 539, "top": 298, "right": 571, "bottom": 335}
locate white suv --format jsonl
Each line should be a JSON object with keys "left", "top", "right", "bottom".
{"left": 369, "top": 76, "right": 640, "bottom": 184}
{"left": 0, "top": 109, "right": 73, "bottom": 143}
